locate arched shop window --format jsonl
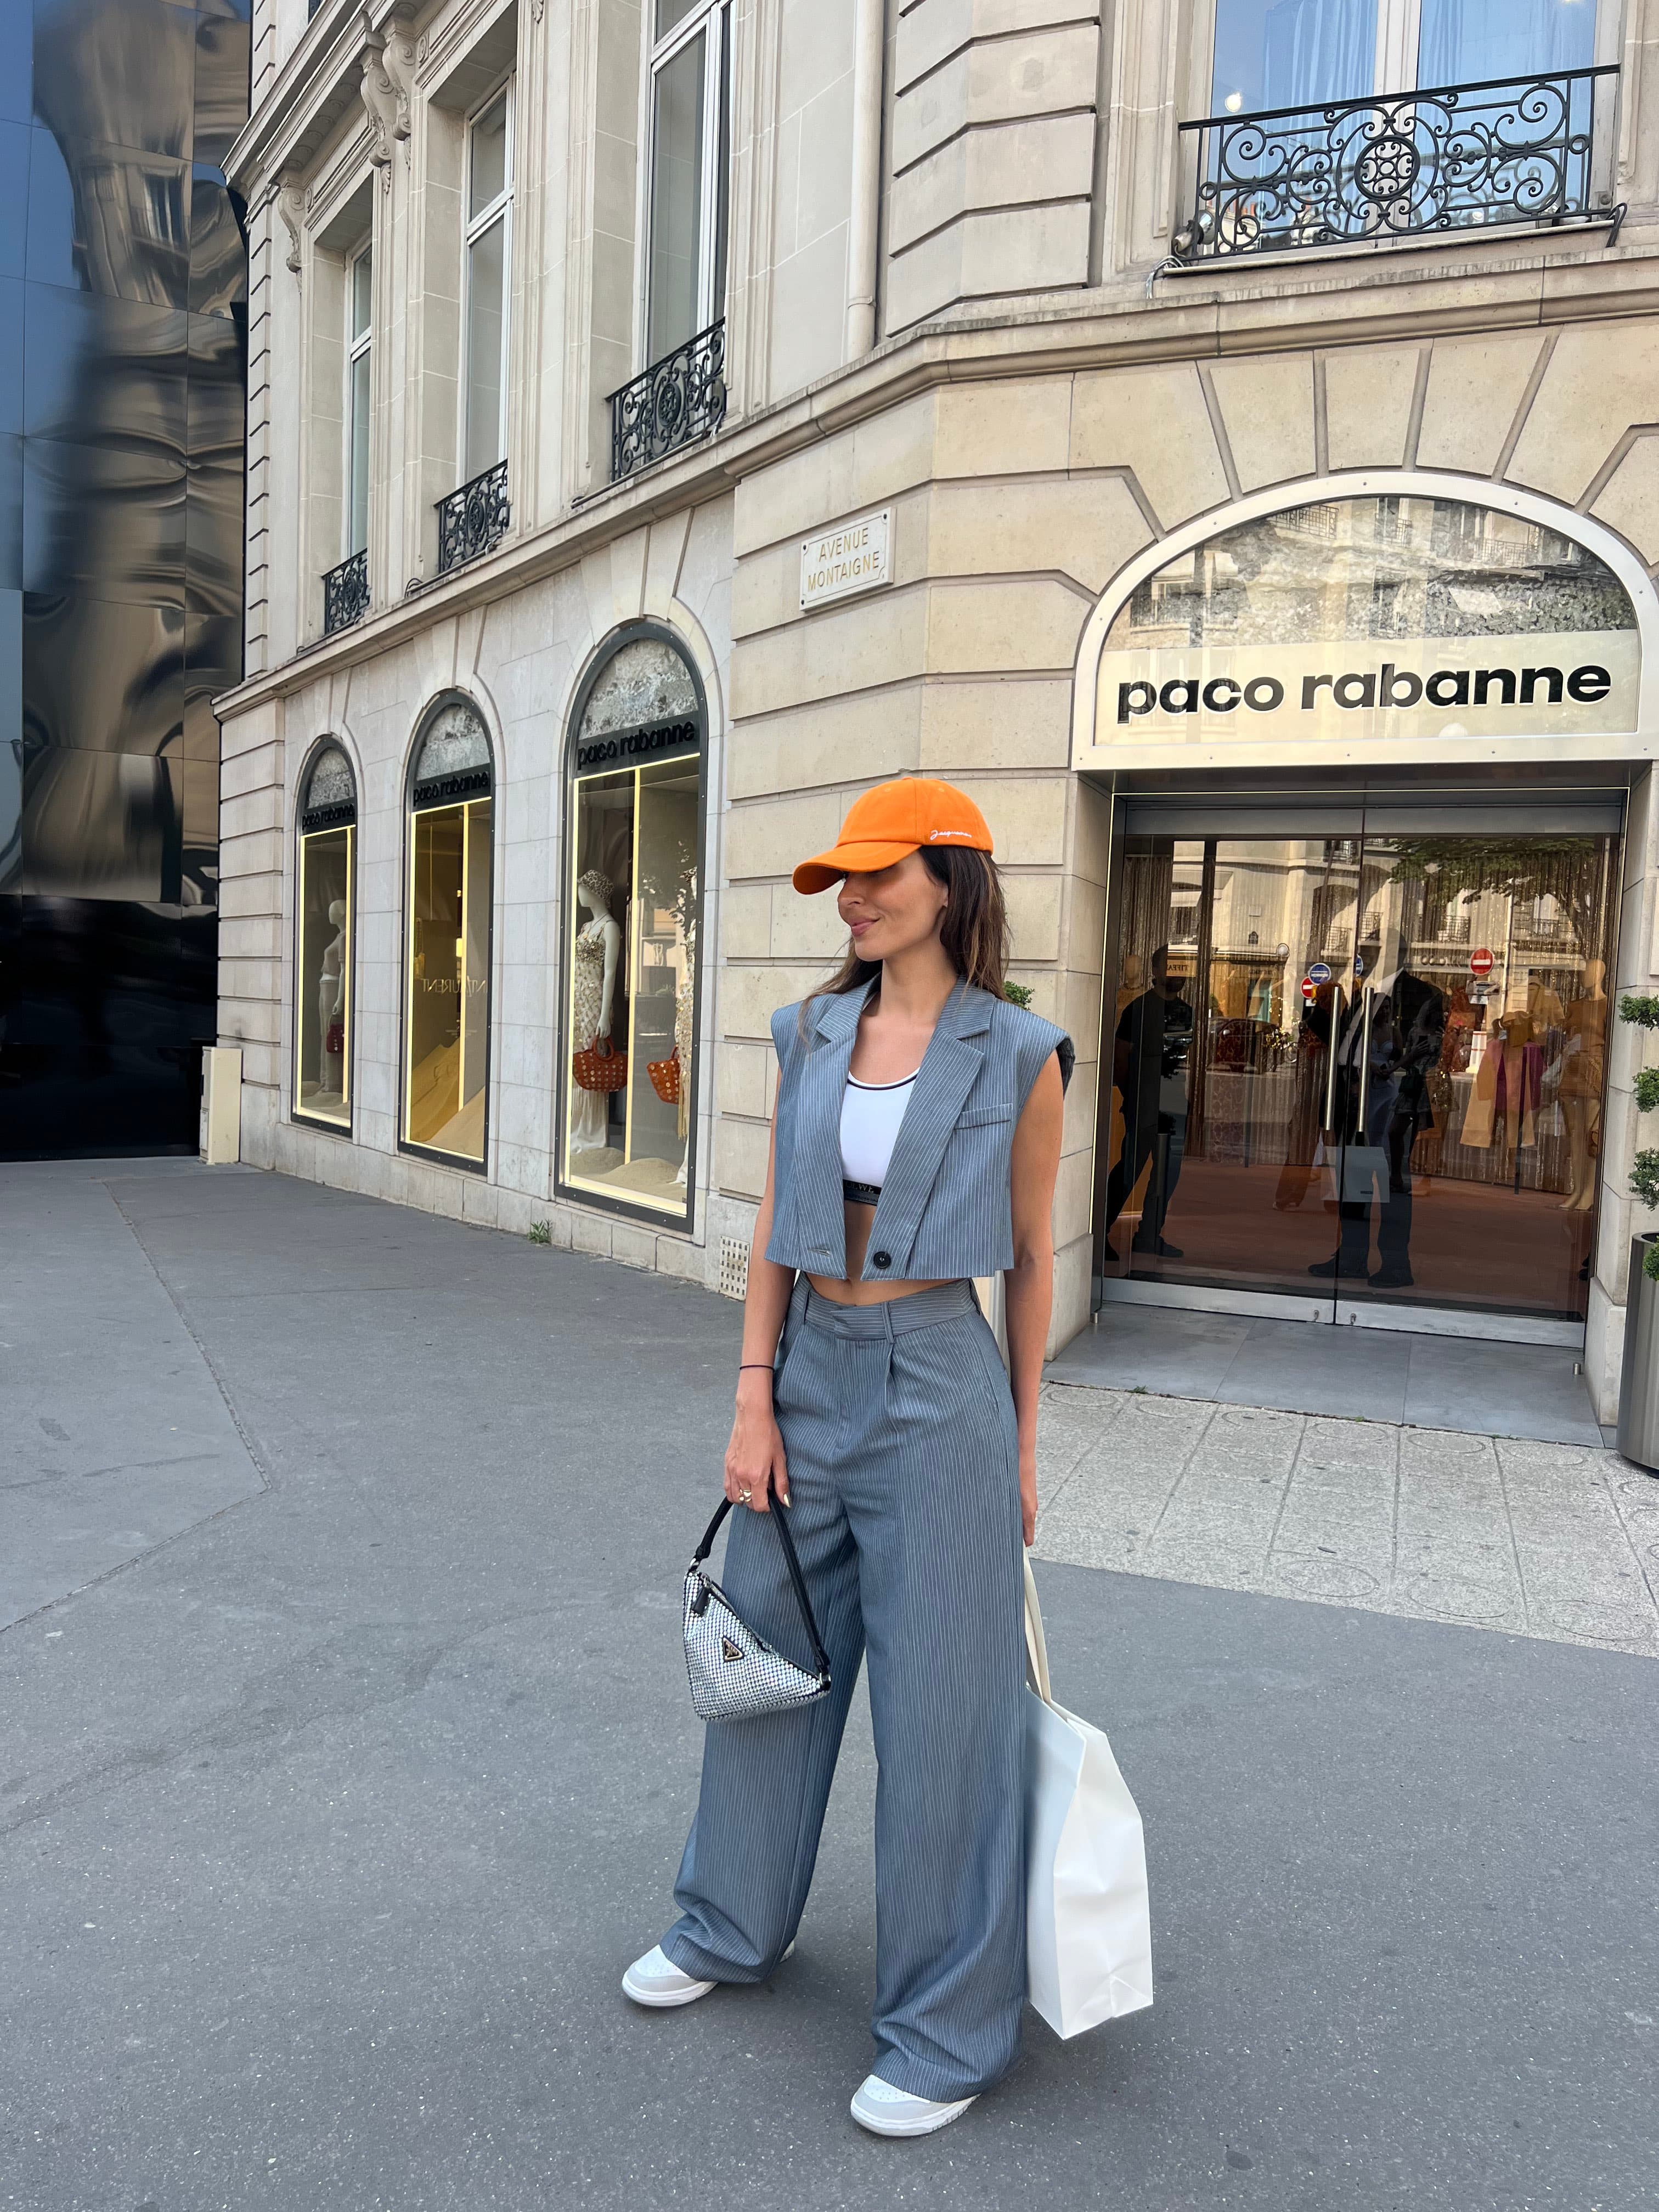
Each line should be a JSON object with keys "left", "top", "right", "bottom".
{"left": 403, "top": 697, "right": 494, "bottom": 1167}
{"left": 560, "top": 629, "right": 705, "bottom": 1222}
{"left": 295, "top": 742, "right": 356, "bottom": 1131}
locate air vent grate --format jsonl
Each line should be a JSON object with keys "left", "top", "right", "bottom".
{"left": 718, "top": 1237, "right": 750, "bottom": 1301}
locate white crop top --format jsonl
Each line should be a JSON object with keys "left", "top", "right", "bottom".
{"left": 839, "top": 1071, "right": 918, "bottom": 1192}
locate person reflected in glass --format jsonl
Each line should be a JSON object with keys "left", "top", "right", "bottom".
{"left": 1556, "top": 956, "right": 1608, "bottom": 1212}
{"left": 1104, "top": 945, "right": 1193, "bottom": 1261}
{"left": 1276, "top": 976, "right": 1338, "bottom": 1213}
{"left": 1311, "top": 926, "right": 1444, "bottom": 1290}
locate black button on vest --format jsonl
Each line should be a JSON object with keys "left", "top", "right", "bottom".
{"left": 871, "top": 1249, "right": 892, "bottom": 1269}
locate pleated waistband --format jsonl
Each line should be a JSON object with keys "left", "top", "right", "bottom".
{"left": 795, "top": 1277, "right": 978, "bottom": 1339}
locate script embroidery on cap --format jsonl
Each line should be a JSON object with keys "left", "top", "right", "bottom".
{"left": 928, "top": 828, "right": 972, "bottom": 839}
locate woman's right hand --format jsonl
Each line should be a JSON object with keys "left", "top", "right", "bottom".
{"left": 725, "top": 1372, "right": 789, "bottom": 1513}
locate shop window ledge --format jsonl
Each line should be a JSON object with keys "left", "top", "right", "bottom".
{"left": 436, "top": 459, "right": 511, "bottom": 577}
{"left": 321, "top": 548, "right": 369, "bottom": 636}
{"left": 609, "top": 318, "right": 727, "bottom": 484}
{"left": 1172, "top": 65, "right": 1621, "bottom": 266}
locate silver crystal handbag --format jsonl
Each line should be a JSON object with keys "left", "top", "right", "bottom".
{"left": 683, "top": 1497, "right": 832, "bottom": 1722}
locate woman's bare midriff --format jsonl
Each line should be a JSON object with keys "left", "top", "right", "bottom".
{"left": 804, "top": 1195, "right": 956, "bottom": 1308}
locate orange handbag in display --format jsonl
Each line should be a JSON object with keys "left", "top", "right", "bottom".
{"left": 573, "top": 1035, "right": 629, "bottom": 1093}
{"left": 647, "top": 1049, "right": 681, "bottom": 1105}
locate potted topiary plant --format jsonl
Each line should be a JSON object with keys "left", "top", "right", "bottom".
{"left": 1615, "top": 991, "right": 1659, "bottom": 1469}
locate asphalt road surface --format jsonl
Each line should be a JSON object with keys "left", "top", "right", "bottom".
{"left": 3, "top": 1161, "right": 1655, "bottom": 2211}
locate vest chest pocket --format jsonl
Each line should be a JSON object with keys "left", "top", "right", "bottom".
{"left": 957, "top": 1102, "right": 1013, "bottom": 1128}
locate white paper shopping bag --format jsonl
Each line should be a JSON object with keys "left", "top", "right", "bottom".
{"left": 1023, "top": 1558, "right": 1154, "bottom": 2038}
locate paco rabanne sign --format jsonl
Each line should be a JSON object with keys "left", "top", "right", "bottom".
{"left": 799, "top": 508, "right": 891, "bottom": 610}
{"left": 1091, "top": 632, "right": 1640, "bottom": 752}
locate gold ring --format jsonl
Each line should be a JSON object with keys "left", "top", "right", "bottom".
{"left": 738, "top": 1486, "right": 753, "bottom": 1503}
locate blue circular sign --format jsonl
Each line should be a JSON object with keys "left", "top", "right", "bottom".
{"left": 1308, "top": 961, "right": 1332, "bottom": 985}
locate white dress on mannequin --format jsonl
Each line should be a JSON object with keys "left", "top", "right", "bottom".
{"left": 318, "top": 901, "right": 346, "bottom": 1093}
{"left": 570, "top": 879, "right": 622, "bottom": 1158}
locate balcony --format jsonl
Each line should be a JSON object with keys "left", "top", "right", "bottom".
{"left": 321, "top": 548, "right": 368, "bottom": 636}
{"left": 436, "top": 459, "right": 510, "bottom": 576}
{"left": 609, "top": 318, "right": 726, "bottom": 483}
{"left": 1172, "top": 65, "right": 1618, "bottom": 266}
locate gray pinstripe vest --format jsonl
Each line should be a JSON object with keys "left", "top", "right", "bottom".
{"left": 765, "top": 977, "right": 1071, "bottom": 1284}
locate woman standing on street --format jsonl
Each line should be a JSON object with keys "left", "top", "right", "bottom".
{"left": 623, "top": 777, "right": 1070, "bottom": 2137}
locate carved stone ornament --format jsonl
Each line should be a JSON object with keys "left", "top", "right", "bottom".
{"left": 358, "top": 21, "right": 399, "bottom": 177}
{"left": 276, "top": 179, "right": 304, "bottom": 279}
{"left": 380, "top": 7, "right": 416, "bottom": 145}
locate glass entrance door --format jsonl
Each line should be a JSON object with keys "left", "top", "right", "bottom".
{"left": 1101, "top": 814, "right": 1619, "bottom": 1324}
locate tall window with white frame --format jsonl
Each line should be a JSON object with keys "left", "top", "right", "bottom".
{"left": 646, "top": 0, "right": 730, "bottom": 365}
{"left": 324, "top": 239, "right": 373, "bottom": 633}
{"left": 611, "top": 1, "right": 731, "bottom": 479}
{"left": 464, "top": 84, "right": 511, "bottom": 481}
{"left": 1184, "top": 0, "right": 1612, "bottom": 264}
{"left": 1209, "top": 0, "right": 1599, "bottom": 113}
{"left": 438, "top": 83, "right": 513, "bottom": 574}
{"left": 346, "top": 241, "right": 371, "bottom": 558}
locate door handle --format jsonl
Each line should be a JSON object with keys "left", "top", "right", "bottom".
{"left": 1323, "top": 987, "right": 1346, "bottom": 1130}
{"left": 1357, "top": 985, "right": 1375, "bottom": 1131}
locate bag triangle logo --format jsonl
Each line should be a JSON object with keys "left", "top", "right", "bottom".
{"left": 720, "top": 1635, "right": 744, "bottom": 1663}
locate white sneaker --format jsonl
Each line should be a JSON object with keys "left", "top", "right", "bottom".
{"left": 849, "top": 2074, "right": 977, "bottom": 2138}
{"left": 621, "top": 1938, "right": 794, "bottom": 2009}
{"left": 622, "top": 1944, "right": 716, "bottom": 2008}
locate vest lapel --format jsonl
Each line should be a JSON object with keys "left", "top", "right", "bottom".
{"left": 791, "top": 982, "right": 872, "bottom": 1275}
{"left": 865, "top": 980, "right": 993, "bottom": 1280}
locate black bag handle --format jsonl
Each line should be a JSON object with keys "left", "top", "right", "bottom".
{"left": 691, "top": 1496, "right": 830, "bottom": 1683}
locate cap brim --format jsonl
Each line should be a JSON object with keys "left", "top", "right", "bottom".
{"left": 791, "top": 838, "right": 921, "bottom": 894}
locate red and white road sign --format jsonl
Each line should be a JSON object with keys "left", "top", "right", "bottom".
{"left": 1470, "top": 948, "right": 1494, "bottom": 978}
{"left": 1300, "top": 976, "right": 1317, "bottom": 1002}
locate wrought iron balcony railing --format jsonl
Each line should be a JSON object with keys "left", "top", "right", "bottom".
{"left": 610, "top": 318, "right": 726, "bottom": 482}
{"left": 1173, "top": 65, "right": 1618, "bottom": 265}
{"left": 321, "top": 548, "right": 369, "bottom": 636}
{"left": 436, "top": 458, "right": 510, "bottom": 575}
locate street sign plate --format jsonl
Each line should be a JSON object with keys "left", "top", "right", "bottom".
{"left": 1471, "top": 947, "right": 1494, "bottom": 977}
{"left": 1300, "top": 977, "right": 1316, "bottom": 1002}
{"left": 1309, "top": 961, "right": 1332, "bottom": 985}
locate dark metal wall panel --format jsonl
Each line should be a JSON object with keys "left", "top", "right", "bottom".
{"left": 0, "top": 0, "right": 247, "bottom": 1158}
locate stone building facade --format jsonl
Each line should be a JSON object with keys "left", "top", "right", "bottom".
{"left": 221, "top": 0, "right": 1659, "bottom": 1416}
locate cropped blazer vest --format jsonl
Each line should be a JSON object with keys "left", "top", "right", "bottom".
{"left": 766, "top": 977, "right": 1073, "bottom": 1284}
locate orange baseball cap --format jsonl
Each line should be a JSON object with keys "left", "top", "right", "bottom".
{"left": 792, "top": 777, "right": 994, "bottom": 894}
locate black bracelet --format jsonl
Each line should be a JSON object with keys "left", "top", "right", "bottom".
{"left": 737, "top": 1362, "right": 774, "bottom": 1372}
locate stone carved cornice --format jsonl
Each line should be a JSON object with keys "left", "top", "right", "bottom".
{"left": 227, "top": 0, "right": 419, "bottom": 196}
{"left": 213, "top": 225, "right": 1659, "bottom": 724}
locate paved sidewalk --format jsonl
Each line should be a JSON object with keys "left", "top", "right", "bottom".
{"left": 3, "top": 1161, "right": 1656, "bottom": 2212}
{"left": 1049, "top": 1300, "right": 1609, "bottom": 1446}
{"left": 2, "top": 1160, "right": 267, "bottom": 1627}
{"left": 1034, "top": 1385, "right": 1659, "bottom": 1658}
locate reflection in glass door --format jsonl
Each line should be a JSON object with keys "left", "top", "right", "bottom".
{"left": 1102, "top": 821, "right": 1618, "bottom": 1323}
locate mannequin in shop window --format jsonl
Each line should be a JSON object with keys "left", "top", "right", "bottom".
{"left": 318, "top": 899, "right": 346, "bottom": 1095}
{"left": 1310, "top": 926, "right": 1445, "bottom": 1291}
{"left": 1555, "top": 956, "right": 1607, "bottom": 1212}
{"left": 1104, "top": 944, "right": 1194, "bottom": 1261}
{"left": 1462, "top": 1005, "right": 1545, "bottom": 1180}
{"left": 571, "top": 869, "right": 622, "bottom": 1158}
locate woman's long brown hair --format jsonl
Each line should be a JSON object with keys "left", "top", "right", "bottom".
{"left": 801, "top": 847, "right": 1009, "bottom": 1025}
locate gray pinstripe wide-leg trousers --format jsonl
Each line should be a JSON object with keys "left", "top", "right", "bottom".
{"left": 663, "top": 1278, "right": 1027, "bottom": 2101}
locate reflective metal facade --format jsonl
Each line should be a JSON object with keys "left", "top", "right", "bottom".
{"left": 0, "top": 0, "right": 248, "bottom": 1158}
